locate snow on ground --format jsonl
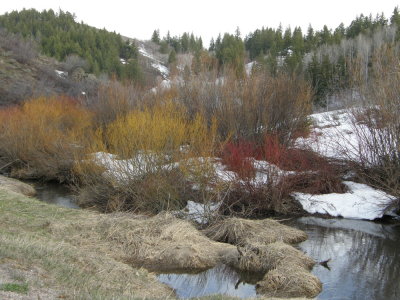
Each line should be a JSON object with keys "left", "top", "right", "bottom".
{"left": 91, "top": 152, "right": 291, "bottom": 187}
{"left": 293, "top": 181, "right": 396, "bottom": 220}
{"left": 296, "top": 109, "right": 359, "bottom": 160}
{"left": 182, "top": 201, "right": 221, "bottom": 224}
{"left": 151, "top": 62, "right": 169, "bottom": 78}
{"left": 91, "top": 152, "right": 173, "bottom": 182}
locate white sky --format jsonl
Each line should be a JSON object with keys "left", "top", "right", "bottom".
{"left": 1, "top": 0, "right": 399, "bottom": 45}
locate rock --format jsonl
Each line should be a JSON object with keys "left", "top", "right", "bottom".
{"left": 0, "top": 175, "right": 36, "bottom": 196}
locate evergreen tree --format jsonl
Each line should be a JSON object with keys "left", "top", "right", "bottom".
{"left": 209, "top": 38, "right": 215, "bottom": 51}
{"left": 391, "top": 6, "right": 400, "bottom": 26}
{"left": 151, "top": 29, "right": 160, "bottom": 44}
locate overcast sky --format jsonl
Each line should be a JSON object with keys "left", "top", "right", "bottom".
{"left": 1, "top": 0, "right": 399, "bottom": 45}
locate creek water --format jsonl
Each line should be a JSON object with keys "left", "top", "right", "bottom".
{"left": 33, "top": 184, "right": 400, "bottom": 299}
{"left": 286, "top": 217, "right": 400, "bottom": 300}
{"left": 33, "top": 181, "right": 79, "bottom": 209}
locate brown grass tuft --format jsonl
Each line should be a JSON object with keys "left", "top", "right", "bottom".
{"left": 204, "top": 217, "right": 308, "bottom": 247}
{"left": 257, "top": 264, "right": 322, "bottom": 298}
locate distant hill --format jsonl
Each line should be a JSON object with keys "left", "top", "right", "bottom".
{"left": 0, "top": 29, "right": 98, "bottom": 105}
{"left": 0, "top": 9, "right": 141, "bottom": 82}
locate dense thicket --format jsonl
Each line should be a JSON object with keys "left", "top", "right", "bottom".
{"left": 0, "top": 9, "right": 141, "bottom": 81}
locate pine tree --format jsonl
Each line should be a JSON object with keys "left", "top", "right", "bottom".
{"left": 209, "top": 38, "right": 215, "bottom": 51}
{"left": 391, "top": 6, "right": 400, "bottom": 26}
{"left": 151, "top": 29, "right": 160, "bottom": 44}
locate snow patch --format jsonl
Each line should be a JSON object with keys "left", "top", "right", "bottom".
{"left": 151, "top": 62, "right": 169, "bottom": 78}
{"left": 138, "top": 44, "right": 169, "bottom": 79}
{"left": 245, "top": 62, "right": 255, "bottom": 76}
{"left": 296, "top": 109, "right": 360, "bottom": 161}
{"left": 182, "top": 201, "right": 221, "bottom": 224}
{"left": 55, "top": 69, "right": 67, "bottom": 78}
{"left": 293, "top": 181, "right": 396, "bottom": 220}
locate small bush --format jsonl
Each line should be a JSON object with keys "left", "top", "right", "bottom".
{"left": 218, "top": 180, "right": 302, "bottom": 217}
{"left": 221, "top": 140, "right": 260, "bottom": 180}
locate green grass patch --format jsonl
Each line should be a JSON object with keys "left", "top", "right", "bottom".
{"left": 0, "top": 282, "right": 28, "bottom": 294}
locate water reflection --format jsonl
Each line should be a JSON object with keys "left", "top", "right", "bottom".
{"left": 33, "top": 182, "right": 79, "bottom": 209}
{"left": 158, "top": 264, "right": 259, "bottom": 299}
{"left": 288, "top": 217, "right": 400, "bottom": 300}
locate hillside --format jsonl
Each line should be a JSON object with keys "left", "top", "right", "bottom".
{"left": 0, "top": 30, "right": 99, "bottom": 105}
{"left": 0, "top": 9, "right": 141, "bottom": 82}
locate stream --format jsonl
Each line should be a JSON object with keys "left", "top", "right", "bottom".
{"left": 33, "top": 182, "right": 400, "bottom": 299}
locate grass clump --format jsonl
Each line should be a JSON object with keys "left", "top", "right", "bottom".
{"left": 0, "top": 282, "right": 28, "bottom": 294}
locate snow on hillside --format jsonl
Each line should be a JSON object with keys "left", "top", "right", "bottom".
{"left": 138, "top": 44, "right": 169, "bottom": 79}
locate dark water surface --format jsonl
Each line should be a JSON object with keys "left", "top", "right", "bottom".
{"left": 33, "top": 181, "right": 79, "bottom": 209}
{"left": 32, "top": 184, "right": 400, "bottom": 299}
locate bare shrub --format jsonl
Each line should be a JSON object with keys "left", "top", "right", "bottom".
{"left": 174, "top": 69, "right": 312, "bottom": 144}
{"left": 63, "top": 54, "right": 88, "bottom": 72}
{"left": 346, "top": 43, "right": 400, "bottom": 205}
{"left": 0, "top": 29, "right": 38, "bottom": 64}
{"left": 218, "top": 176, "right": 302, "bottom": 218}
{"left": 83, "top": 80, "right": 144, "bottom": 129}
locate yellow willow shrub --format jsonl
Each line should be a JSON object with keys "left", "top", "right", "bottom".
{"left": 0, "top": 96, "right": 94, "bottom": 180}
{"left": 106, "top": 101, "right": 187, "bottom": 160}
{"left": 74, "top": 101, "right": 221, "bottom": 213}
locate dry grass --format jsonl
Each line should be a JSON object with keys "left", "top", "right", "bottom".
{"left": 204, "top": 217, "right": 308, "bottom": 246}
{"left": 0, "top": 189, "right": 174, "bottom": 299}
{"left": 234, "top": 242, "right": 321, "bottom": 298}
{"left": 257, "top": 264, "right": 322, "bottom": 298}
{"left": 63, "top": 212, "right": 239, "bottom": 272}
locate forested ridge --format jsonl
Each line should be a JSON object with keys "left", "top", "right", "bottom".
{"left": 0, "top": 8, "right": 141, "bottom": 81}
{"left": 1, "top": 7, "right": 400, "bottom": 104}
